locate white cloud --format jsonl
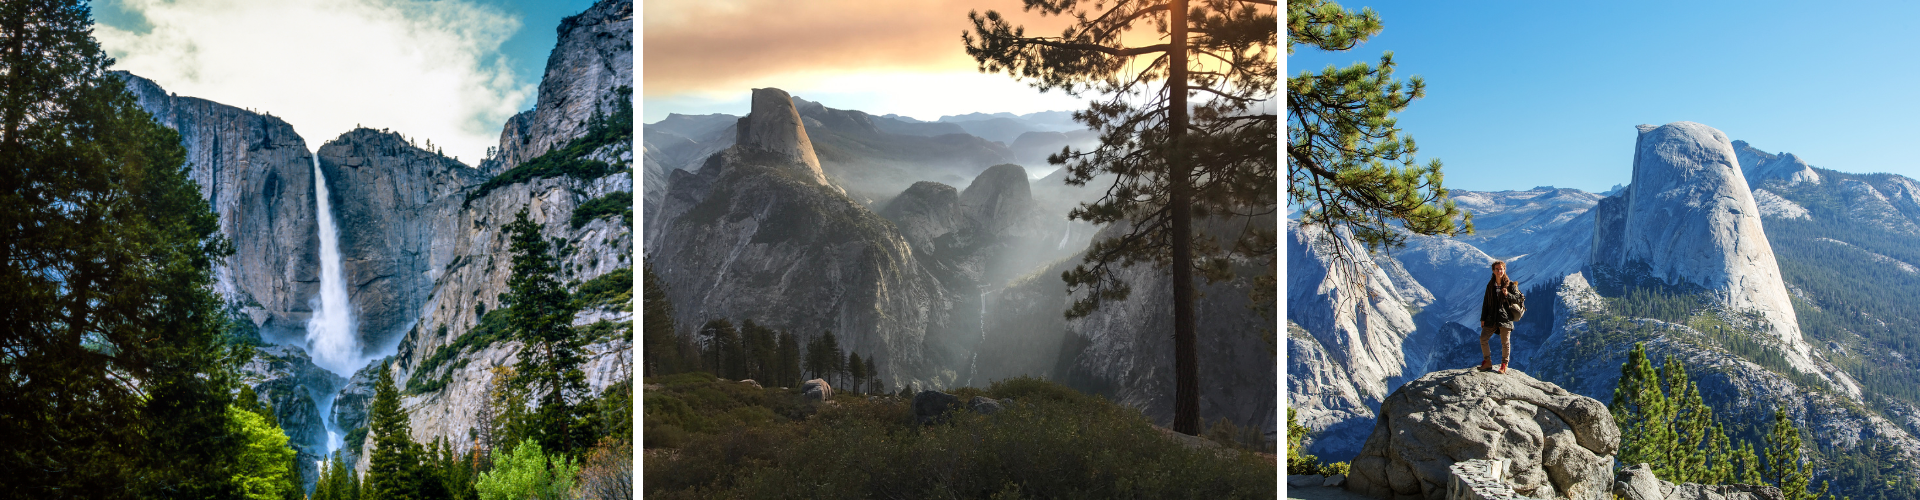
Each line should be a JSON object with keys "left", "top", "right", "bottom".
{"left": 96, "top": 0, "right": 532, "bottom": 165}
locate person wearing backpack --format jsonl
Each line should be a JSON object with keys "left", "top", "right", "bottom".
{"left": 1479, "top": 260, "right": 1524, "bottom": 374}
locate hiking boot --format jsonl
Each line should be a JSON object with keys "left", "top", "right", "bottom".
{"left": 1479, "top": 358, "right": 1493, "bottom": 371}
{"left": 1497, "top": 362, "right": 1509, "bottom": 374}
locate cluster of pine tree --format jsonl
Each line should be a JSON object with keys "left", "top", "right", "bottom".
{"left": 308, "top": 208, "right": 632, "bottom": 500}
{"left": 641, "top": 264, "right": 883, "bottom": 393}
{"left": 0, "top": 1, "right": 321, "bottom": 497}
{"left": 1612, "top": 343, "right": 1829, "bottom": 500}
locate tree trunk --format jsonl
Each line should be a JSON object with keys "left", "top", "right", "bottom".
{"left": 1167, "top": 0, "right": 1200, "bottom": 436}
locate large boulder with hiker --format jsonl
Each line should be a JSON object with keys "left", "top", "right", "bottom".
{"left": 1346, "top": 368, "right": 1619, "bottom": 500}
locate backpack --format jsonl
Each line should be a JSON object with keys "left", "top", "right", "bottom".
{"left": 1505, "top": 286, "right": 1527, "bottom": 322}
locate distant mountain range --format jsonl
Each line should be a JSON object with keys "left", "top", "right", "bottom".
{"left": 1289, "top": 122, "right": 1920, "bottom": 498}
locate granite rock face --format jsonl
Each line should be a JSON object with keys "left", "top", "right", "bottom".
{"left": 321, "top": 129, "right": 487, "bottom": 355}
{"left": 1732, "top": 140, "right": 1820, "bottom": 187}
{"left": 1347, "top": 368, "right": 1618, "bottom": 500}
{"left": 647, "top": 87, "right": 956, "bottom": 391}
{"left": 117, "top": 72, "right": 320, "bottom": 343}
{"left": 1591, "top": 122, "right": 1818, "bottom": 376}
{"left": 735, "top": 88, "right": 828, "bottom": 186}
{"left": 485, "top": 0, "right": 632, "bottom": 173}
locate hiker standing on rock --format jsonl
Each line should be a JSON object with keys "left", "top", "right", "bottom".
{"left": 1480, "top": 260, "right": 1519, "bottom": 374}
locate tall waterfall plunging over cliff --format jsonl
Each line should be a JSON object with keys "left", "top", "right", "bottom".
{"left": 306, "top": 153, "right": 359, "bottom": 378}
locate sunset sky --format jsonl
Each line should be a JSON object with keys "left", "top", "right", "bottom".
{"left": 643, "top": 0, "right": 1097, "bottom": 123}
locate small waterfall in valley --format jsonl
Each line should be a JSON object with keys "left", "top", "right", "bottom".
{"left": 306, "top": 152, "right": 357, "bottom": 454}
{"left": 966, "top": 288, "right": 990, "bottom": 387}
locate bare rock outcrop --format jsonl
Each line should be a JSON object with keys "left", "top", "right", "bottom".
{"left": 735, "top": 88, "right": 829, "bottom": 186}
{"left": 484, "top": 0, "right": 631, "bottom": 174}
{"left": 1347, "top": 368, "right": 1618, "bottom": 500}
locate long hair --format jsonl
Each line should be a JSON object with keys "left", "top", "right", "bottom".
{"left": 1490, "top": 261, "right": 1512, "bottom": 288}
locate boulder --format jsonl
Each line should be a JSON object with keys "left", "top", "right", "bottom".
{"left": 968, "top": 396, "right": 1003, "bottom": 415}
{"left": 912, "top": 390, "right": 962, "bottom": 425}
{"left": 1613, "top": 463, "right": 1784, "bottom": 500}
{"left": 801, "top": 379, "right": 832, "bottom": 403}
{"left": 1347, "top": 368, "right": 1618, "bottom": 500}
{"left": 740, "top": 379, "right": 761, "bottom": 390}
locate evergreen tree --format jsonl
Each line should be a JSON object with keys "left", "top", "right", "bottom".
{"left": 641, "top": 261, "right": 679, "bottom": 376}
{"left": 1286, "top": 0, "right": 1469, "bottom": 250}
{"left": 366, "top": 364, "right": 424, "bottom": 500}
{"left": 967, "top": 0, "right": 1278, "bottom": 434}
{"left": 864, "top": 356, "right": 879, "bottom": 395}
{"left": 741, "top": 319, "right": 778, "bottom": 382}
{"left": 698, "top": 319, "right": 740, "bottom": 379}
{"left": 1735, "top": 440, "right": 1764, "bottom": 486}
{"left": 1763, "top": 408, "right": 1828, "bottom": 500}
{"left": 819, "top": 331, "right": 844, "bottom": 387}
{"left": 848, "top": 352, "right": 866, "bottom": 394}
{"left": 777, "top": 330, "right": 802, "bottom": 386}
{"left": 1664, "top": 356, "right": 1713, "bottom": 483}
{"left": 1612, "top": 343, "right": 1677, "bottom": 477}
{"left": 502, "top": 206, "right": 588, "bottom": 456}
{"left": 0, "top": 1, "right": 257, "bottom": 496}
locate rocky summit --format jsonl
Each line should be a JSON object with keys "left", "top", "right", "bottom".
{"left": 1591, "top": 122, "right": 1820, "bottom": 378}
{"left": 735, "top": 88, "right": 830, "bottom": 186}
{"left": 1347, "top": 368, "right": 1618, "bottom": 500}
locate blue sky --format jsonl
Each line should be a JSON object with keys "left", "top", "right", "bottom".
{"left": 1287, "top": 1, "right": 1920, "bottom": 193}
{"left": 91, "top": 0, "right": 595, "bottom": 164}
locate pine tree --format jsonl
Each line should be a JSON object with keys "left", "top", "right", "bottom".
{"left": 1287, "top": 0, "right": 1469, "bottom": 251}
{"left": 641, "top": 261, "right": 679, "bottom": 376}
{"left": 502, "top": 206, "right": 588, "bottom": 456}
{"left": 741, "top": 319, "right": 778, "bottom": 383}
{"left": 367, "top": 364, "right": 423, "bottom": 500}
{"left": 0, "top": 1, "right": 254, "bottom": 496}
{"left": 1763, "top": 408, "right": 1828, "bottom": 500}
{"left": 1735, "top": 441, "right": 1764, "bottom": 486}
{"left": 698, "top": 319, "right": 741, "bottom": 379}
{"left": 1613, "top": 343, "right": 1677, "bottom": 477}
{"left": 1664, "top": 356, "right": 1713, "bottom": 483}
{"left": 777, "top": 330, "right": 802, "bottom": 387}
{"left": 820, "top": 331, "right": 844, "bottom": 387}
{"left": 966, "top": 0, "right": 1278, "bottom": 434}
{"left": 848, "top": 352, "right": 866, "bottom": 394}
{"left": 864, "top": 356, "right": 879, "bottom": 395}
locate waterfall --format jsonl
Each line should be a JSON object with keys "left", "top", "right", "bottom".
{"left": 306, "top": 152, "right": 357, "bottom": 454}
{"left": 966, "top": 288, "right": 990, "bottom": 387}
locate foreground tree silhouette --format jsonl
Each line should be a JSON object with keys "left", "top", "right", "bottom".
{"left": 1286, "top": 0, "right": 1469, "bottom": 251}
{"left": 965, "top": 0, "right": 1276, "bottom": 434}
{"left": 0, "top": 0, "right": 260, "bottom": 496}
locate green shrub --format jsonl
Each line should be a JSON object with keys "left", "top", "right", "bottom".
{"left": 644, "top": 376, "right": 1275, "bottom": 498}
{"left": 466, "top": 87, "right": 632, "bottom": 205}
{"left": 571, "top": 191, "right": 631, "bottom": 229}
{"left": 476, "top": 438, "right": 578, "bottom": 500}
{"left": 572, "top": 268, "right": 632, "bottom": 311}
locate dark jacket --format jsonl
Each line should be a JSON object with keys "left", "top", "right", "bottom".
{"left": 1481, "top": 276, "right": 1518, "bottom": 328}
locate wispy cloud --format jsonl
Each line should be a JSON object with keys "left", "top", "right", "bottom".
{"left": 96, "top": 0, "right": 533, "bottom": 165}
